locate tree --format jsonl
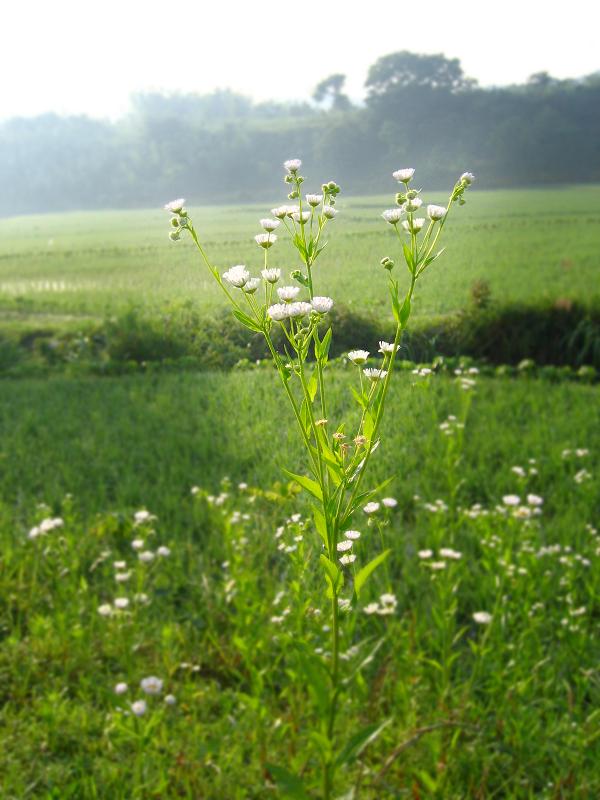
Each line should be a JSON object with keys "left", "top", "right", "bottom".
{"left": 365, "top": 51, "right": 476, "bottom": 96}
{"left": 312, "top": 74, "right": 352, "bottom": 111}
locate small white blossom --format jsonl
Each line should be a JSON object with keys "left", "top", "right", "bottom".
{"left": 306, "top": 194, "right": 323, "bottom": 206}
{"left": 337, "top": 540, "right": 353, "bottom": 552}
{"left": 255, "top": 233, "right": 277, "bottom": 249}
{"left": 277, "top": 286, "right": 300, "bottom": 302}
{"left": 134, "top": 510, "right": 155, "bottom": 525}
{"left": 138, "top": 550, "right": 155, "bottom": 563}
{"left": 113, "top": 561, "right": 127, "bottom": 570}
{"left": 157, "top": 545, "right": 171, "bottom": 557}
{"left": 287, "top": 302, "right": 313, "bottom": 318}
{"left": 418, "top": 549, "right": 433, "bottom": 559}
{"left": 140, "top": 676, "right": 164, "bottom": 695}
{"left": 460, "top": 172, "right": 475, "bottom": 185}
{"left": 271, "top": 205, "right": 290, "bottom": 219}
{"left": 378, "top": 341, "right": 398, "bottom": 354}
{"left": 114, "top": 597, "right": 130, "bottom": 609}
{"left": 363, "top": 602, "right": 380, "bottom": 615}
{"left": 322, "top": 205, "right": 338, "bottom": 219}
{"left": 312, "top": 296, "right": 334, "bottom": 314}
{"left": 131, "top": 700, "right": 147, "bottom": 716}
{"left": 382, "top": 208, "right": 403, "bottom": 225}
{"left": 427, "top": 204, "right": 447, "bottom": 221}
{"left": 97, "top": 604, "right": 112, "bottom": 617}
{"left": 339, "top": 554, "right": 357, "bottom": 565}
{"left": 114, "top": 682, "right": 128, "bottom": 695}
{"left": 527, "top": 494, "right": 543, "bottom": 506}
{"left": 511, "top": 466, "right": 526, "bottom": 478}
{"left": 345, "top": 530, "right": 361, "bottom": 540}
{"left": 502, "top": 495, "right": 521, "bottom": 506}
{"left": 261, "top": 268, "right": 281, "bottom": 283}
{"left": 405, "top": 197, "right": 423, "bottom": 212}
{"left": 164, "top": 199, "right": 185, "bottom": 213}
{"left": 115, "top": 572, "right": 131, "bottom": 582}
{"left": 473, "top": 611, "right": 492, "bottom": 624}
{"left": 284, "top": 158, "right": 302, "bottom": 173}
{"left": 164, "top": 694, "right": 177, "bottom": 706}
{"left": 243, "top": 277, "right": 261, "bottom": 294}
{"left": 260, "top": 218, "right": 280, "bottom": 232}
{"left": 393, "top": 168, "right": 415, "bottom": 183}
{"left": 363, "top": 502, "right": 380, "bottom": 515}
{"left": 223, "top": 265, "right": 250, "bottom": 288}
{"left": 292, "top": 211, "right": 311, "bottom": 224}
{"left": 267, "top": 303, "right": 289, "bottom": 322}
{"left": 439, "top": 548, "right": 462, "bottom": 560}
{"left": 348, "top": 350, "right": 369, "bottom": 365}
{"left": 363, "top": 368, "right": 387, "bottom": 381}
{"left": 382, "top": 497, "right": 398, "bottom": 508}
{"left": 131, "top": 538, "right": 144, "bottom": 550}
{"left": 401, "top": 218, "right": 426, "bottom": 234}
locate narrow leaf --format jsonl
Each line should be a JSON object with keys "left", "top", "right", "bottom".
{"left": 266, "top": 764, "right": 311, "bottom": 800}
{"left": 354, "top": 549, "right": 391, "bottom": 597}
{"left": 335, "top": 719, "right": 391, "bottom": 767}
{"left": 283, "top": 469, "right": 323, "bottom": 501}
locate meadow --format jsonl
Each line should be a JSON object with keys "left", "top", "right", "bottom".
{"left": 1, "top": 183, "right": 599, "bottom": 798}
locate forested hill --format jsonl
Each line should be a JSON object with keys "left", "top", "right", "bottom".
{"left": 3, "top": 51, "right": 600, "bottom": 216}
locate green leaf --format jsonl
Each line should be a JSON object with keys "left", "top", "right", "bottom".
{"left": 335, "top": 719, "right": 391, "bottom": 767}
{"left": 320, "top": 328, "right": 332, "bottom": 362}
{"left": 363, "top": 410, "right": 375, "bottom": 443}
{"left": 354, "top": 550, "right": 391, "bottom": 597}
{"left": 351, "top": 387, "right": 367, "bottom": 410}
{"left": 266, "top": 764, "right": 311, "bottom": 800}
{"left": 231, "top": 308, "right": 262, "bottom": 332}
{"left": 399, "top": 296, "right": 412, "bottom": 327}
{"left": 390, "top": 286, "right": 402, "bottom": 326}
{"left": 312, "top": 506, "right": 329, "bottom": 547}
{"left": 402, "top": 243, "right": 414, "bottom": 271}
{"left": 307, "top": 372, "right": 318, "bottom": 403}
{"left": 293, "top": 644, "right": 331, "bottom": 713}
{"left": 283, "top": 469, "right": 323, "bottom": 501}
{"left": 320, "top": 554, "right": 343, "bottom": 593}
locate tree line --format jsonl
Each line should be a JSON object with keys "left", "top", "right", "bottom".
{"left": 2, "top": 51, "right": 599, "bottom": 216}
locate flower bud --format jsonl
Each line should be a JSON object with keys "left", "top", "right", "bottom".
{"left": 395, "top": 193, "right": 406, "bottom": 206}
{"left": 460, "top": 172, "right": 475, "bottom": 185}
{"left": 170, "top": 217, "right": 180, "bottom": 228}
{"left": 284, "top": 175, "right": 293, "bottom": 184}
{"left": 405, "top": 189, "right": 419, "bottom": 200}
{"left": 380, "top": 256, "right": 395, "bottom": 270}
{"left": 291, "top": 269, "right": 309, "bottom": 286}
{"left": 169, "top": 230, "right": 180, "bottom": 241}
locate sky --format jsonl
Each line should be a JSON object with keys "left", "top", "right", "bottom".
{"left": 1, "top": 0, "right": 598, "bottom": 120}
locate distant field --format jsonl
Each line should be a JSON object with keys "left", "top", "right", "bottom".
{"left": 1, "top": 186, "right": 599, "bottom": 328}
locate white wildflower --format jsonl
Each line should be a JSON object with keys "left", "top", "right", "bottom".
{"left": 260, "top": 218, "right": 280, "bottom": 232}
{"left": 255, "top": 233, "right": 277, "bottom": 249}
{"left": 261, "top": 267, "right": 281, "bottom": 283}
{"left": 473, "top": 611, "right": 492, "bottom": 624}
{"left": 527, "top": 494, "right": 543, "bottom": 506}
{"left": 243, "top": 278, "right": 261, "bottom": 294}
{"left": 157, "top": 545, "right": 171, "bottom": 557}
{"left": 140, "top": 676, "right": 163, "bottom": 695}
{"left": 97, "top": 604, "right": 112, "bottom": 617}
{"left": 267, "top": 303, "right": 289, "bottom": 321}
{"left": 223, "top": 265, "right": 250, "bottom": 288}
{"left": 287, "top": 302, "right": 313, "bottom": 318}
{"left": 430, "top": 561, "right": 447, "bottom": 570}
{"left": 131, "top": 700, "right": 147, "bottom": 716}
{"left": 439, "top": 548, "right": 462, "bottom": 560}
{"left": 164, "top": 199, "right": 185, "bottom": 213}
{"left": 271, "top": 205, "right": 291, "bottom": 219}
{"left": 165, "top": 694, "right": 177, "bottom": 706}
{"left": 115, "top": 572, "right": 131, "bottom": 582}
{"left": 393, "top": 168, "right": 415, "bottom": 183}
{"left": 284, "top": 158, "right": 302, "bottom": 173}
{"left": 378, "top": 341, "right": 398, "bottom": 354}
{"left": 138, "top": 550, "right": 155, "bottom": 563}
{"left": 405, "top": 197, "right": 423, "bottom": 212}
{"left": 382, "top": 208, "right": 403, "bottom": 225}
{"left": 344, "top": 530, "right": 361, "bottom": 540}
{"left": 427, "top": 204, "right": 447, "bottom": 221}
{"left": 511, "top": 466, "right": 526, "bottom": 478}
{"left": 363, "top": 368, "right": 387, "bottom": 381}
{"left": 306, "top": 194, "right": 323, "bottom": 206}
{"left": 113, "top": 560, "right": 127, "bottom": 570}
{"left": 382, "top": 497, "right": 398, "bottom": 508}
{"left": 114, "top": 682, "right": 128, "bottom": 695}
{"left": 363, "top": 502, "right": 380, "bottom": 515}
{"left": 322, "top": 205, "right": 338, "bottom": 219}
{"left": 401, "top": 218, "right": 426, "bottom": 234}
{"left": 131, "top": 538, "right": 144, "bottom": 550}
{"left": 337, "top": 540, "right": 353, "bottom": 552}
{"left": 134, "top": 510, "right": 155, "bottom": 525}
{"left": 418, "top": 549, "right": 433, "bottom": 559}
{"left": 363, "top": 602, "right": 380, "bottom": 615}
{"left": 114, "top": 597, "right": 129, "bottom": 609}
{"left": 502, "top": 495, "right": 520, "bottom": 506}
{"left": 277, "top": 286, "right": 300, "bottom": 302}
{"left": 292, "top": 211, "right": 311, "bottom": 224}
{"left": 312, "top": 296, "right": 334, "bottom": 314}
{"left": 348, "top": 350, "right": 370, "bottom": 365}
{"left": 339, "top": 554, "right": 357, "bottom": 565}
{"left": 460, "top": 172, "right": 475, "bottom": 185}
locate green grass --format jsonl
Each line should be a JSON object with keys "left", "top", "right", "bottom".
{"left": 0, "top": 371, "right": 599, "bottom": 797}
{"left": 1, "top": 186, "right": 599, "bottom": 326}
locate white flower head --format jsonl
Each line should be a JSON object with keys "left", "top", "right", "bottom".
{"left": 460, "top": 172, "right": 475, "bottom": 185}
{"left": 140, "top": 676, "right": 163, "bottom": 695}
{"left": 382, "top": 497, "right": 398, "bottom": 508}
{"left": 164, "top": 694, "right": 177, "bottom": 706}
{"left": 134, "top": 510, "right": 155, "bottom": 525}
{"left": 378, "top": 341, "right": 398, "bottom": 354}
{"left": 260, "top": 218, "right": 280, "bottom": 232}
{"left": 114, "top": 597, "right": 129, "bottom": 609}
{"left": 261, "top": 267, "right": 281, "bottom": 283}
{"left": 131, "top": 700, "right": 147, "bottom": 716}
{"left": 439, "top": 548, "right": 462, "bottom": 560}
{"left": 418, "top": 549, "right": 433, "bottom": 559}
{"left": 405, "top": 197, "right": 423, "bottom": 212}
{"left": 267, "top": 303, "right": 289, "bottom": 322}
{"left": 255, "top": 233, "right": 277, "bottom": 249}
{"left": 223, "top": 265, "right": 250, "bottom": 288}
{"left": 382, "top": 208, "right": 404, "bottom": 225}
{"left": 322, "top": 205, "right": 338, "bottom": 219}
{"left": 393, "top": 168, "right": 415, "bottom": 183}
{"left": 348, "top": 350, "right": 369, "bottom": 365}
{"left": 339, "top": 554, "right": 357, "bottom": 565}
{"left": 363, "top": 501, "right": 381, "bottom": 515}
{"left": 473, "top": 611, "right": 492, "bottom": 625}
{"left": 164, "top": 198, "right": 186, "bottom": 213}
{"left": 292, "top": 211, "right": 311, "bottom": 224}
{"left": 114, "top": 682, "right": 128, "bottom": 695}
{"left": 527, "top": 494, "right": 543, "bottom": 506}
{"left": 312, "top": 296, "right": 334, "bottom": 314}
{"left": 277, "top": 285, "right": 300, "bottom": 302}
{"left": 337, "top": 540, "right": 353, "bottom": 552}
{"left": 131, "top": 538, "right": 144, "bottom": 550}
{"left": 427, "top": 204, "right": 447, "bottom": 221}
{"left": 271, "top": 206, "right": 290, "bottom": 219}
{"left": 306, "top": 194, "right": 323, "bottom": 207}
{"left": 97, "top": 603, "right": 112, "bottom": 617}
{"left": 284, "top": 158, "right": 302, "bottom": 173}
{"left": 401, "top": 218, "right": 426, "bottom": 234}
{"left": 138, "top": 550, "right": 155, "bottom": 563}
{"left": 363, "top": 368, "right": 388, "bottom": 382}
{"left": 502, "top": 494, "right": 521, "bottom": 507}
{"left": 287, "top": 301, "right": 313, "bottom": 318}
{"left": 243, "top": 278, "right": 261, "bottom": 294}
{"left": 344, "top": 530, "right": 361, "bottom": 540}
{"left": 157, "top": 545, "right": 171, "bottom": 557}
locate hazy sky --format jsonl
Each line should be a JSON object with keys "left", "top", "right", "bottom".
{"left": 2, "top": 0, "right": 598, "bottom": 120}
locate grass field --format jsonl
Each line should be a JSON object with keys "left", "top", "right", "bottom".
{"left": 1, "top": 186, "right": 599, "bottom": 327}
{"left": 1, "top": 185, "right": 600, "bottom": 797}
